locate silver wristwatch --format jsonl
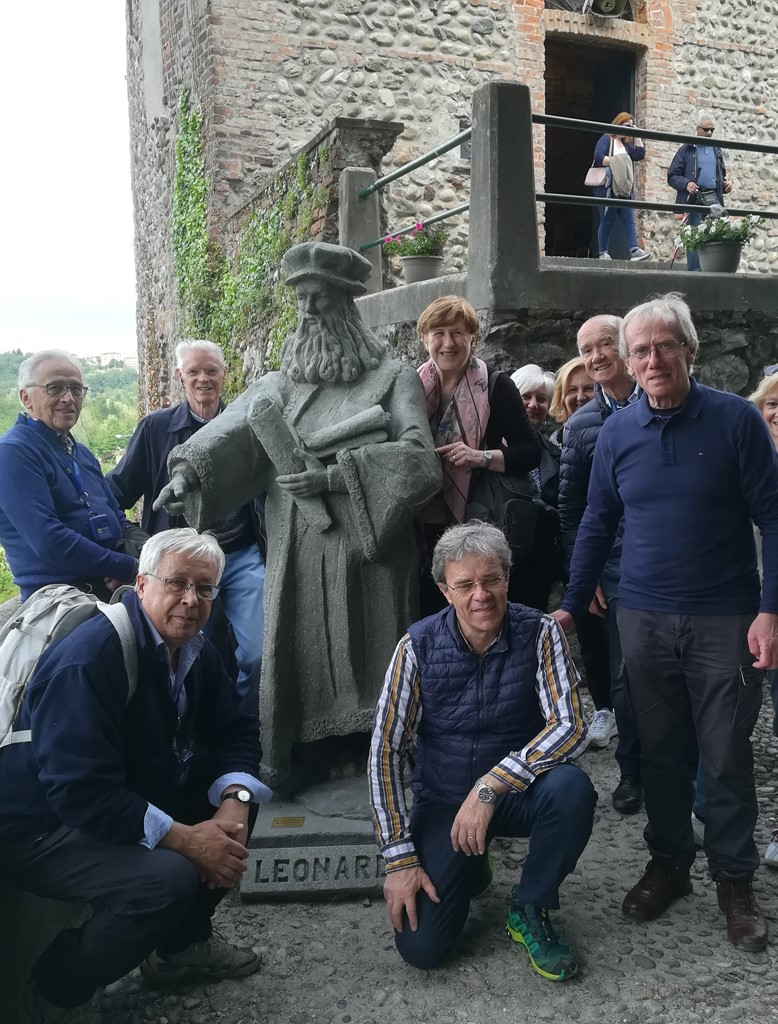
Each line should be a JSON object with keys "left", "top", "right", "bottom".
{"left": 222, "top": 788, "right": 252, "bottom": 805}
{"left": 483, "top": 450, "right": 493, "bottom": 466}
{"left": 474, "top": 777, "right": 497, "bottom": 804}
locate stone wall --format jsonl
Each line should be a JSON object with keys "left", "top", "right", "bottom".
{"left": 126, "top": 1, "right": 778, "bottom": 407}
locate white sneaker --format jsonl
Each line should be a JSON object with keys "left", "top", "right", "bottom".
{"left": 598, "top": 251, "right": 612, "bottom": 260}
{"left": 765, "top": 829, "right": 778, "bottom": 868}
{"left": 587, "top": 708, "right": 617, "bottom": 749}
{"left": 630, "top": 247, "right": 651, "bottom": 261}
{"left": 691, "top": 813, "right": 705, "bottom": 849}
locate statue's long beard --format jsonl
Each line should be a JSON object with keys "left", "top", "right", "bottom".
{"left": 282, "top": 307, "right": 386, "bottom": 384}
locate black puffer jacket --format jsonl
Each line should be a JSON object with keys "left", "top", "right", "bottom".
{"left": 558, "top": 384, "right": 626, "bottom": 578}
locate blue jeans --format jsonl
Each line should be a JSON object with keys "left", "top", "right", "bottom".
{"left": 683, "top": 210, "right": 704, "bottom": 271}
{"left": 217, "top": 544, "right": 265, "bottom": 697}
{"left": 394, "top": 766, "right": 596, "bottom": 969}
{"left": 598, "top": 204, "right": 638, "bottom": 254}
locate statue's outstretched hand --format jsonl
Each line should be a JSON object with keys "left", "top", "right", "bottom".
{"left": 153, "top": 464, "right": 200, "bottom": 516}
{"left": 277, "top": 449, "right": 331, "bottom": 497}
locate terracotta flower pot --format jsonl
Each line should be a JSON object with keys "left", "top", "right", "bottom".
{"left": 697, "top": 241, "right": 743, "bottom": 273}
{"left": 400, "top": 255, "right": 444, "bottom": 283}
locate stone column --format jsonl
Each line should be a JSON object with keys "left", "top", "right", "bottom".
{"left": 339, "top": 168, "right": 383, "bottom": 294}
{"left": 467, "top": 81, "right": 540, "bottom": 309}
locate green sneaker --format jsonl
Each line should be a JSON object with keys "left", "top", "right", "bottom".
{"left": 506, "top": 903, "right": 577, "bottom": 981}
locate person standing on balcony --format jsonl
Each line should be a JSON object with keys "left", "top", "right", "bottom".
{"left": 591, "top": 112, "right": 651, "bottom": 262}
{"left": 667, "top": 112, "right": 733, "bottom": 272}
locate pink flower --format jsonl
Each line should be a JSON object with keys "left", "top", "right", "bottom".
{"left": 415, "top": 222, "right": 424, "bottom": 231}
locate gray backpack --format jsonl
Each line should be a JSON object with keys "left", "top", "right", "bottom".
{"left": 0, "top": 584, "right": 137, "bottom": 751}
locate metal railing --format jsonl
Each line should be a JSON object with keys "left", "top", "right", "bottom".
{"left": 357, "top": 113, "right": 778, "bottom": 256}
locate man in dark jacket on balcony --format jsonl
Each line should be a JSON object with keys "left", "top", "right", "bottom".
{"left": 558, "top": 314, "right": 642, "bottom": 814}
{"left": 667, "top": 113, "right": 732, "bottom": 272}
{"left": 369, "top": 521, "right": 594, "bottom": 982}
{"left": 0, "top": 529, "right": 269, "bottom": 1022}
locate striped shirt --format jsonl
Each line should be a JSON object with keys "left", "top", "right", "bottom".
{"left": 368, "top": 615, "right": 588, "bottom": 872}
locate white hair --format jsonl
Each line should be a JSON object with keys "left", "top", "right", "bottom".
{"left": 697, "top": 111, "right": 715, "bottom": 126}
{"left": 510, "top": 364, "right": 555, "bottom": 401}
{"left": 175, "top": 340, "right": 225, "bottom": 371}
{"left": 620, "top": 292, "right": 699, "bottom": 362}
{"left": 138, "top": 528, "right": 225, "bottom": 583}
{"left": 18, "top": 350, "right": 84, "bottom": 391}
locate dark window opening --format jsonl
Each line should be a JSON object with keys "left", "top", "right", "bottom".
{"left": 544, "top": 40, "right": 637, "bottom": 259}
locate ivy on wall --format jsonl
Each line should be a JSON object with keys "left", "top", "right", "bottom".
{"left": 171, "top": 89, "right": 331, "bottom": 397}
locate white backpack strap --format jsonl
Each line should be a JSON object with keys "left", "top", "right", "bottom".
{"left": 3, "top": 729, "right": 32, "bottom": 746}
{"left": 98, "top": 603, "right": 138, "bottom": 703}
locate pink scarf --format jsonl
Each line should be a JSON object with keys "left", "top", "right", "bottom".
{"left": 418, "top": 357, "right": 490, "bottom": 523}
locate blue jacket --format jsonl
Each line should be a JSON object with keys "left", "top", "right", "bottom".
{"left": 561, "top": 379, "right": 778, "bottom": 618}
{"left": 407, "top": 603, "right": 545, "bottom": 805}
{"left": 0, "top": 590, "right": 261, "bottom": 843}
{"left": 559, "top": 384, "right": 628, "bottom": 578}
{"left": 592, "top": 133, "right": 646, "bottom": 199}
{"left": 107, "top": 402, "right": 266, "bottom": 557}
{"left": 0, "top": 414, "right": 137, "bottom": 597}
{"left": 667, "top": 143, "right": 728, "bottom": 206}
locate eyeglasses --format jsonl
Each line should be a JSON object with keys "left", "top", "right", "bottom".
{"left": 29, "top": 382, "right": 89, "bottom": 399}
{"left": 144, "top": 573, "right": 220, "bottom": 600}
{"left": 699, "top": 126, "right": 714, "bottom": 134}
{"left": 627, "top": 340, "right": 687, "bottom": 364}
{"left": 444, "top": 572, "right": 506, "bottom": 595}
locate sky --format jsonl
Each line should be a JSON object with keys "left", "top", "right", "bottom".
{"left": 0, "top": 5, "right": 137, "bottom": 360}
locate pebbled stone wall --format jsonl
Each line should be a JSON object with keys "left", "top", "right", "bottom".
{"left": 126, "top": 0, "right": 778, "bottom": 408}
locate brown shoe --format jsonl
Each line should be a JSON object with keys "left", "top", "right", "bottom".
{"left": 716, "top": 876, "right": 768, "bottom": 952}
{"left": 622, "top": 859, "right": 693, "bottom": 921}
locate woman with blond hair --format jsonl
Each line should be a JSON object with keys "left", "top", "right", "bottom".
{"left": 416, "top": 295, "right": 541, "bottom": 616}
{"left": 548, "top": 356, "right": 595, "bottom": 448}
{"left": 591, "top": 112, "right": 650, "bottom": 261}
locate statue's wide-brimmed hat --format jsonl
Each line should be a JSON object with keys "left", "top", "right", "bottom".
{"left": 282, "top": 242, "right": 372, "bottom": 296}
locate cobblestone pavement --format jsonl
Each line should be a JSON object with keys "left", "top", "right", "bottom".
{"left": 74, "top": 690, "right": 778, "bottom": 1024}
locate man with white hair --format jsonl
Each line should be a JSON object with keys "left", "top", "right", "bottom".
{"left": 0, "top": 350, "right": 144, "bottom": 601}
{"left": 108, "top": 339, "right": 266, "bottom": 699}
{"left": 558, "top": 315, "right": 643, "bottom": 813}
{"left": 0, "top": 529, "right": 266, "bottom": 1022}
{"left": 554, "top": 293, "right": 778, "bottom": 953}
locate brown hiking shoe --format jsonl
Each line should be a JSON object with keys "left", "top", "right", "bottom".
{"left": 716, "top": 876, "right": 768, "bottom": 952}
{"left": 622, "top": 859, "right": 692, "bottom": 921}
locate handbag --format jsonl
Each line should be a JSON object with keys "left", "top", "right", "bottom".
{"left": 465, "top": 471, "right": 547, "bottom": 559}
{"left": 584, "top": 165, "right": 608, "bottom": 189}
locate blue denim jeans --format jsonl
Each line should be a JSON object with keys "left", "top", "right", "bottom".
{"left": 216, "top": 544, "right": 265, "bottom": 697}
{"left": 598, "top": 204, "right": 638, "bottom": 254}
{"left": 600, "top": 568, "right": 641, "bottom": 780}
{"left": 684, "top": 210, "right": 704, "bottom": 271}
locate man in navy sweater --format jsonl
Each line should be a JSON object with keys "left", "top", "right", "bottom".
{"left": 0, "top": 351, "right": 143, "bottom": 600}
{"left": 0, "top": 529, "right": 268, "bottom": 1022}
{"left": 553, "top": 293, "right": 778, "bottom": 953}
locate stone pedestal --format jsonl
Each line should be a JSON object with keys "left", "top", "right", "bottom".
{"left": 242, "top": 776, "right": 385, "bottom": 901}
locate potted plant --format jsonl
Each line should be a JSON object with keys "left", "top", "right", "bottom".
{"left": 383, "top": 222, "right": 447, "bottom": 283}
{"left": 678, "top": 213, "right": 761, "bottom": 273}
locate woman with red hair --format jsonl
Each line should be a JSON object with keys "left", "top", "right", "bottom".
{"left": 591, "top": 112, "right": 650, "bottom": 262}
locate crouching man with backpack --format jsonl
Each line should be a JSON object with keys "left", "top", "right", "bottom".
{"left": 0, "top": 529, "right": 269, "bottom": 1024}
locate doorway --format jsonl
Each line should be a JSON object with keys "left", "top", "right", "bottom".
{"left": 544, "top": 40, "right": 637, "bottom": 258}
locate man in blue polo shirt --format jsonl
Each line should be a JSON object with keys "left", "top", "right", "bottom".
{"left": 553, "top": 292, "right": 778, "bottom": 954}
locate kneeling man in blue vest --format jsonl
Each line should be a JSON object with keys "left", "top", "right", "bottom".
{"left": 0, "top": 528, "right": 270, "bottom": 1024}
{"left": 369, "top": 520, "right": 595, "bottom": 981}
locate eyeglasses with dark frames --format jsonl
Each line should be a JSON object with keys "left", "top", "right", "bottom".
{"left": 28, "top": 382, "right": 89, "bottom": 399}
{"left": 144, "top": 573, "right": 220, "bottom": 601}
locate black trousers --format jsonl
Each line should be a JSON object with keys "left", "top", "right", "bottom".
{"left": 617, "top": 608, "right": 762, "bottom": 877}
{"left": 0, "top": 774, "right": 257, "bottom": 1008}
{"left": 395, "top": 765, "right": 596, "bottom": 970}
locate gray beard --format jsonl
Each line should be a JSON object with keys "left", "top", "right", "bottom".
{"left": 281, "top": 307, "right": 387, "bottom": 385}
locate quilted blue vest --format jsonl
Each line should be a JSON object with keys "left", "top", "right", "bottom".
{"left": 407, "top": 603, "right": 545, "bottom": 805}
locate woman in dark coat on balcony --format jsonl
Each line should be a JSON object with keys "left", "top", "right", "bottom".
{"left": 592, "top": 112, "right": 650, "bottom": 261}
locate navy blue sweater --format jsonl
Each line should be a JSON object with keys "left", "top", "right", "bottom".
{"left": 0, "top": 590, "right": 261, "bottom": 843}
{"left": 562, "top": 379, "right": 778, "bottom": 618}
{"left": 0, "top": 413, "right": 136, "bottom": 597}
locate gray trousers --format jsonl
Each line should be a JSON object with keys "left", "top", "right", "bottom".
{"left": 617, "top": 608, "right": 762, "bottom": 877}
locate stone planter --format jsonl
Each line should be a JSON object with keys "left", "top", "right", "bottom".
{"left": 400, "top": 255, "right": 444, "bottom": 283}
{"left": 697, "top": 241, "right": 743, "bottom": 273}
